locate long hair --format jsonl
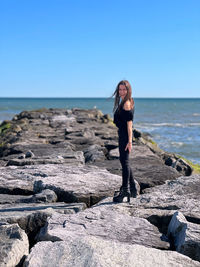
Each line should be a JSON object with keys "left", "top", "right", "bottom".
{"left": 112, "top": 80, "right": 134, "bottom": 113}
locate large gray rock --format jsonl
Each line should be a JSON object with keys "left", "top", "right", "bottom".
{"left": 83, "top": 144, "right": 106, "bottom": 163}
{"left": 6, "top": 150, "right": 84, "bottom": 166}
{"left": 33, "top": 164, "right": 122, "bottom": 206}
{"left": 0, "top": 202, "right": 86, "bottom": 235}
{"left": 24, "top": 236, "right": 200, "bottom": 267}
{"left": 168, "top": 211, "right": 200, "bottom": 262}
{"left": 0, "top": 189, "right": 57, "bottom": 204}
{"left": 0, "top": 165, "right": 40, "bottom": 194}
{"left": 0, "top": 223, "right": 29, "bottom": 267}
{"left": 0, "top": 164, "right": 120, "bottom": 206}
{"left": 137, "top": 174, "right": 200, "bottom": 221}
{"left": 37, "top": 204, "right": 169, "bottom": 250}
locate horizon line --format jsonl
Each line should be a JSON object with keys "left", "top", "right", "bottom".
{"left": 1, "top": 96, "right": 200, "bottom": 99}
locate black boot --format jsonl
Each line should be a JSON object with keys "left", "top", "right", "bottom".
{"left": 130, "top": 187, "right": 137, "bottom": 198}
{"left": 130, "top": 182, "right": 139, "bottom": 198}
{"left": 113, "top": 187, "right": 130, "bottom": 203}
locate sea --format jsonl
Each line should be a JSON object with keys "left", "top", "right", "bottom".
{"left": 0, "top": 97, "right": 200, "bottom": 165}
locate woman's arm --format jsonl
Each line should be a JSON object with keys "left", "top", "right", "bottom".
{"left": 125, "top": 120, "right": 132, "bottom": 153}
{"left": 124, "top": 100, "right": 133, "bottom": 153}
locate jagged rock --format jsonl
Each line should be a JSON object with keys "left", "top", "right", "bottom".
{"left": 0, "top": 165, "right": 41, "bottom": 195}
{"left": 0, "top": 223, "right": 29, "bottom": 266}
{"left": 24, "top": 237, "right": 200, "bottom": 267}
{"left": 0, "top": 194, "right": 33, "bottom": 204}
{"left": 31, "top": 189, "right": 57, "bottom": 203}
{"left": 33, "top": 164, "right": 122, "bottom": 206}
{"left": 1, "top": 108, "right": 193, "bottom": 184}
{"left": 83, "top": 144, "right": 106, "bottom": 163}
{"left": 168, "top": 211, "right": 200, "bottom": 262}
{"left": 0, "top": 190, "right": 57, "bottom": 204}
{"left": 139, "top": 174, "right": 200, "bottom": 222}
{"left": 0, "top": 164, "right": 122, "bottom": 206}
{"left": 0, "top": 202, "right": 86, "bottom": 236}
{"left": 37, "top": 204, "right": 169, "bottom": 250}
{"left": 6, "top": 150, "right": 84, "bottom": 166}
{"left": 25, "top": 151, "right": 35, "bottom": 158}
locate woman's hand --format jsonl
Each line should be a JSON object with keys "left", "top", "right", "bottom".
{"left": 125, "top": 142, "right": 132, "bottom": 153}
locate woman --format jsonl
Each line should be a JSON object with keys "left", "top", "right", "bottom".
{"left": 112, "top": 80, "right": 137, "bottom": 203}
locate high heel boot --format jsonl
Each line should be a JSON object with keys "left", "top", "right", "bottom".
{"left": 130, "top": 187, "right": 137, "bottom": 198}
{"left": 113, "top": 187, "right": 130, "bottom": 203}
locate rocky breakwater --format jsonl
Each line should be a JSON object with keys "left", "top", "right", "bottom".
{"left": 0, "top": 107, "right": 199, "bottom": 266}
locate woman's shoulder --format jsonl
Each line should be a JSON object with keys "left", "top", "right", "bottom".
{"left": 123, "top": 99, "right": 134, "bottom": 111}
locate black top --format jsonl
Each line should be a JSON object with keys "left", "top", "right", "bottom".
{"left": 113, "top": 107, "right": 134, "bottom": 133}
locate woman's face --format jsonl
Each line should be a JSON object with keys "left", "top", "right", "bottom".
{"left": 118, "top": 84, "right": 127, "bottom": 99}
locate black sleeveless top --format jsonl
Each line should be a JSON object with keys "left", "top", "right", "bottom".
{"left": 113, "top": 107, "right": 134, "bottom": 134}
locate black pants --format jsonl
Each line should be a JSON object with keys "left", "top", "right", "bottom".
{"left": 118, "top": 131, "right": 135, "bottom": 190}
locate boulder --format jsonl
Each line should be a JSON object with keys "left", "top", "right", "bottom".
{"left": 0, "top": 202, "right": 86, "bottom": 237}
{"left": 168, "top": 211, "right": 200, "bottom": 262}
{"left": 37, "top": 204, "right": 169, "bottom": 250}
{"left": 0, "top": 223, "right": 29, "bottom": 266}
{"left": 32, "top": 164, "right": 122, "bottom": 206}
{"left": 24, "top": 237, "right": 200, "bottom": 267}
{"left": 0, "top": 164, "right": 122, "bottom": 206}
{"left": 83, "top": 144, "right": 106, "bottom": 163}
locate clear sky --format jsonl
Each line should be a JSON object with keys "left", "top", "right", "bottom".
{"left": 0, "top": 0, "right": 200, "bottom": 97}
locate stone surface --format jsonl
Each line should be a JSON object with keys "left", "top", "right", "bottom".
{"left": 0, "top": 108, "right": 191, "bottom": 190}
{"left": 0, "top": 202, "right": 86, "bottom": 235}
{"left": 6, "top": 150, "right": 84, "bottom": 166}
{"left": 0, "top": 189, "right": 57, "bottom": 204}
{"left": 138, "top": 174, "right": 200, "bottom": 222}
{"left": 0, "top": 165, "right": 40, "bottom": 195}
{"left": 0, "top": 164, "right": 121, "bottom": 206}
{"left": 168, "top": 211, "right": 200, "bottom": 262}
{"left": 37, "top": 204, "right": 169, "bottom": 250}
{"left": 24, "top": 236, "right": 200, "bottom": 267}
{"left": 0, "top": 223, "right": 29, "bottom": 267}
{"left": 31, "top": 189, "right": 57, "bottom": 203}
{"left": 33, "top": 164, "right": 123, "bottom": 206}
{"left": 0, "top": 108, "right": 197, "bottom": 265}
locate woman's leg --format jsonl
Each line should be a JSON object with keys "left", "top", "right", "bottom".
{"left": 119, "top": 138, "right": 130, "bottom": 190}
{"left": 119, "top": 136, "right": 137, "bottom": 195}
{"left": 113, "top": 136, "right": 131, "bottom": 202}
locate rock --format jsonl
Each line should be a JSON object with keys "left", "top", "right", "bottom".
{"left": 0, "top": 202, "right": 86, "bottom": 236}
{"left": 100, "top": 144, "right": 180, "bottom": 191}
{"left": 0, "top": 165, "right": 40, "bottom": 195}
{"left": 133, "top": 129, "right": 193, "bottom": 176}
{"left": 139, "top": 174, "right": 200, "bottom": 222}
{"left": 0, "top": 190, "right": 57, "bottom": 204}
{"left": 31, "top": 189, "right": 57, "bottom": 203}
{"left": 168, "top": 211, "right": 200, "bottom": 262}
{"left": 25, "top": 151, "right": 35, "bottom": 158}
{"left": 0, "top": 223, "right": 29, "bottom": 266}
{"left": 37, "top": 204, "right": 169, "bottom": 250}
{"left": 18, "top": 154, "right": 25, "bottom": 159}
{"left": 33, "top": 164, "right": 122, "bottom": 206}
{"left": 0, "top": 164, "right": 122, "bottom": 206}
{"left": 24, "top": 237, "right": 200, "bottom": 267}
{"left": 6, "top": 150, "right": 84, "bottom": 166}
{"left": 0, "top": 194, "right": 33, "bottom": 204}
{"left": 83, "top": 144, "right": 106, "bottom": 163}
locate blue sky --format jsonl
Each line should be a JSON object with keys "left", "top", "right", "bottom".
{"left": 0, "top": 0, "right": 200, "bottom": 97}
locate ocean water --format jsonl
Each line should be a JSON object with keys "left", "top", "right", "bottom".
{"left": 0, "top": 97, "right": 200, "bottom": 164}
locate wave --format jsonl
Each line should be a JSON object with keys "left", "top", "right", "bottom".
{"left": 193, "top": 113, "right": 200, "bottom": 116}
{"left": 135, "top": 122, "right": 200, "bottom": 128}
